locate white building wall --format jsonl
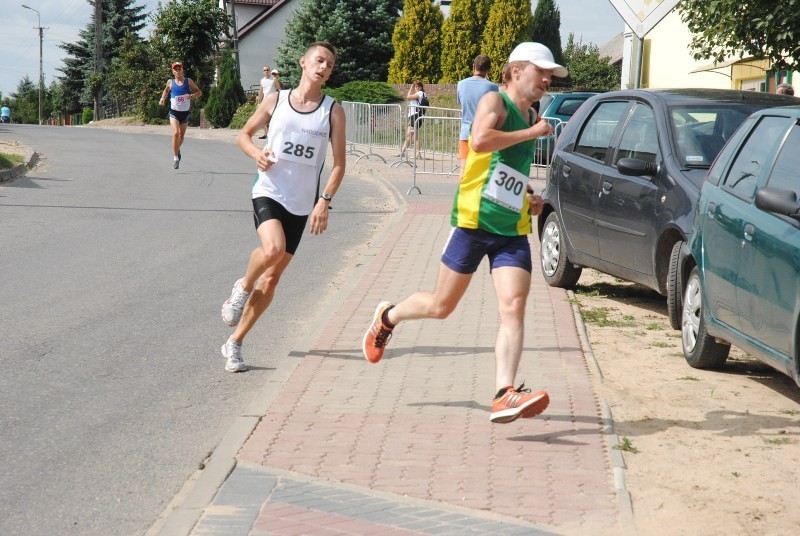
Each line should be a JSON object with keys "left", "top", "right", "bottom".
{"left": 238, "top": 1, "right": 298, "bottom": 92}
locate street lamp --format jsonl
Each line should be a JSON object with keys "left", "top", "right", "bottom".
{"left": 21, "top": 4, "right": 44, "bottom": 125}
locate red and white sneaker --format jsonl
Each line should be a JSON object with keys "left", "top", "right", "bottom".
{"left": 362, "top": 301, "right": 394, "bottom": 363}
{"left": 490, "top": 383, "right": 549, "bottom": 424}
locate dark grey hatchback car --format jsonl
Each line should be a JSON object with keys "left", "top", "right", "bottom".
{"left": 537, "top": 89, "right": 797, "bottom": 328}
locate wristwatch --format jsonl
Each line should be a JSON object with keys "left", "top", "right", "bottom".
{"left": 320, "top": 193, "right": 332, "bottom": 202}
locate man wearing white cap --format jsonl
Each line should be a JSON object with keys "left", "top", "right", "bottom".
{"left": 363, "top": 43, "right": 567, "bottom": 424}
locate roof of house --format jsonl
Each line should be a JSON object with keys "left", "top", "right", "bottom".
{"left": 238, "top": 0, "right": 291, "bottom": 38}
{"left": 599, "top": 32, "right": 624, "bottom": 65}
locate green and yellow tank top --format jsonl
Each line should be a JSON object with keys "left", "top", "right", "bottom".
{"left": 451, "top": 92, "right": 535, "bottom": 236}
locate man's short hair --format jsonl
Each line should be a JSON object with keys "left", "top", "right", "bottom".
{"left": 306, "top": 41, "right": 337, "bottom": 59}
{"left": 473, "top": 54, "right": 491, "bottom": 73}
{"left": 501, "top": 62, "right": 512, "bottom": 84}
{"left": 776, "top": 83, "right": 795, "bottom": 96}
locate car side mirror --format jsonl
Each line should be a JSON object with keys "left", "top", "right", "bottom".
{"left": 617, "top": 157, "right": 659, "bottom": 178}
{"left": 755, "top": 187, "right": 800, "bottom": 220}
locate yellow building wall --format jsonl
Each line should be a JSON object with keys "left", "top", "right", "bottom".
{"left": 641, "top": 10, "right": 730, "bottom": 89}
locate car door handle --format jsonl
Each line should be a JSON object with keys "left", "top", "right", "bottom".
{"left": 562, "top": 165, "right": 571, "bottom": 177}
{"left": 600, "top": 181, "right": 613, "bottom": 196}
{"left": 743, "top": 223, "right": 755, "bottom": 241}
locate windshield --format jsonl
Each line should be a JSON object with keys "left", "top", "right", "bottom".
{"left": 669, "top": 105, "right": 763, "bottom": 168}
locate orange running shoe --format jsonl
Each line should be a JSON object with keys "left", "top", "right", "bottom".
{"left": 362, "top": 301, "right": 394, "bottom": 363}
{"left": 490, "top": 383, "right": 549, "bottom": 424}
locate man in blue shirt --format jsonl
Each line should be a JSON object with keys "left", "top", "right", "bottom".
{"left": 1, "top": 102, "right": 11, "bottom": 124}
{"left": 456, "top": 54, "right": 499, "bottom": 173}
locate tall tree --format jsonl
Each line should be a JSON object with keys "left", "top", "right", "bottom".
{"left": 562, "top": 33, "right": 620, "bottom": 90}
{"left": 481, "top": 0, "right": 532, "bottom": 81}
{"left": 276, "top": 0, "right": 402, "bottom": 88}
{"left": 440, "top": 0, "right": 492, "bottom": 83}
{"left": 678, "top": 1, "right": 800, "bottom": 70}
{"left": 11, "top": 76, "right": 40, "bottom": 124}
{"left": 388, "top": 0, "right": 444, "bottom": 83}
{"left": 57, "top": 0, "right": 148, "bottom": 114}
{"left": 150, "top": 0, "right": 231, "bottom": 89}
{"left": 529, "top": 0, "right": 562, "bottom": 65}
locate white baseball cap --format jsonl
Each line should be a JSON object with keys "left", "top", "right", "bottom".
{"left": 508, "top": 42, "right": 568, "bottom": 78}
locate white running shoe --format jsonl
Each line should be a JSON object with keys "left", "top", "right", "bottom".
{"left": 221, "top": 278, "right": 251, "bottom": 326}
{"left": 221, "top": 338, "right": 246, "bottom": 372}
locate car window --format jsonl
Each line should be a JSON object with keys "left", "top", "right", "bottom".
{"left": 765, "top": 122, "right": 800, "bottom": 198}
{"left": 704, "top": 116, "right": 756, "bottom": 186}
{"left": 616, "top": 104, "right": 657, "bottom": 164}
{"left": 670, "top": 106, "right": 754, "bottom": 168}
{"left": 573, "top": 101, "right": 629, "bottom": 162}
{"left": 722, "top": 116, "right": 793, "bottom": 199}
{"left": 555, "top": 98, "right": 589, "bottom": 118}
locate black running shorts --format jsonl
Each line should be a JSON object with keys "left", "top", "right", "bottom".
{"left": 252, "top": 196, "right": 309, "bottom": 255}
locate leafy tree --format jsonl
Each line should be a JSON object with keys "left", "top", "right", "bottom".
{"left": 440, "top": 0, "right": 492, "bottom": 83}
{"left": 529, "top": 0, "right": 563, "bottom": 66}
{"left": 150, "top": 0, "right": 231, "bottom": 89}
{"left": 481, "top": 0, "right": 532, "bottom": 81}
{"left": 276, "top": 0, "right": 402, "bottom": 88}
{"left": 106, "top": 31, "right": 163, "bottom": 119}
{"left": 562, "top": 33, "right": 620, "bottom": 90}
{"left": 204, "top": 47, "right": 246, "bottom": 128}
{"left": 678, "top": 1, "right": 800, "bottom": 70}
{"left": 388, "top": 0, "right": 444, "bottom": 83}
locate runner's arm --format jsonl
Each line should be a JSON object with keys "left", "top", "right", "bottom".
{"left": 470, "top": 92, "right": 552, "bottom": 153}
{"left": 187, "top": 79, "right": 202, "bottom": 100}
{"left": 309, "top": 102, "right": 346, "bottom": 235}
{"left": 237, "top": 91, "right": 280, "bottom": 171}
{"left": 158, "top": 80, "right": 172, "bottom": 106}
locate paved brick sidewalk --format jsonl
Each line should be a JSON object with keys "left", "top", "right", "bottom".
{"left": 168, "top": 150, "right": 626, "bottom": 536}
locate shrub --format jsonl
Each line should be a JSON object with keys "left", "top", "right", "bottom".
{"left": 204, "top": 47, "right": 246, "bottom": 128}
{"left": 324, "top": 81, "right": 402, "bottom": 104}
{"left": 228, "top": 101, "right": 257, "bottom": 130}
{"left": 145, "top": 100, "right": 169, "bottom": 124}
{"left": 82, "top": 107, "right": 93, "bottom": 124}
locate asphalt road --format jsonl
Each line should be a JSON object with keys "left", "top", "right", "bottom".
{"left": 0, "top": 124, "right": 397, "bottom": 536}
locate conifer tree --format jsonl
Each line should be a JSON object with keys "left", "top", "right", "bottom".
{"left": 58, "top": 0, "right": 148, "bottom": 113}
{"left": 440, "top": 0, "right": 491, "bottom": 83}
{"left": 387, "top": 0, "right": 444, "bottom": 84}
{"left": 529, "top": 0, "right": 563, "bottom": 66}
{"left": 481, "top": 0, "right": 532, "bottom": 82}
{"left": 276, "top": 0, "right": 402, "bottom": 88}
{"left": 204, "top": 47, "right": 246, "bottom": 128}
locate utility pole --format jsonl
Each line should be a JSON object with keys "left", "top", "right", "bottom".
{"left": 21, "top": 4, "right": 44, "bottom": 125}
{"left": 223, "top": 0, "right": 241, "bottom": 79}
{"left": 94, "top": 0, "right": 103, "bottom": 121}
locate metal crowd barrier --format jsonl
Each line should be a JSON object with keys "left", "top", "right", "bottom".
{"left": 532, "top": 116, "right": 566, "bottom": 168}
{"left": 408, "top": 113, "right": 461, "bottom": 195}
{"left": 342, "top": 101, "right": 403, "bottom": 164}
{"left": 342, "top": 100, "right": 560, "bottom": 195}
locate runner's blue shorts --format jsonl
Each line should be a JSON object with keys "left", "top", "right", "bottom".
{"left": 441, "top": 227, "right": 532, "bottom": 274}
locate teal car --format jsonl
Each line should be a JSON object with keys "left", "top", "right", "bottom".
{"left": 535, "top": 91, "right": 601, "bottom": 163}
{"left": 681, "top": 105, "right": 800, "bottom": 386}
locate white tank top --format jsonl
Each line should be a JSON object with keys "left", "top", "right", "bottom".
{"left": 252, "top": 89, "right": 335, "bottom": 215}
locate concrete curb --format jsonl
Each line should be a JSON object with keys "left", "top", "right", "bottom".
{"left": 567, "top": 289, "right": 635, "bottom": 529}
{"left": 147, "top": 156, "right": 407, "bottom": 536}
{"left": 0, "top": 148, "right": 37, "bottom": 183}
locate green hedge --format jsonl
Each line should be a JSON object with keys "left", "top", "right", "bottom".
{"left": 324, "top": 81, "right": 402, "bottom": 104}
{"left": 228, "top": 101, "right": 257, "bottom": 130}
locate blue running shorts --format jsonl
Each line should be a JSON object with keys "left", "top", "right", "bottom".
{"left": 441, "top": 227, "right": 532, "bottom": 275}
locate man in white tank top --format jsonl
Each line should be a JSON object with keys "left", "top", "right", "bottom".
{"left": 256, "top": 65, "right": 282, "bottom": 139}
{"left": 219, "top": 41, "right": 346, "bottom": 373}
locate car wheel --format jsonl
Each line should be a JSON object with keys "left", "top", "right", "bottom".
{"left": 681, "top": 267, "right": 730, "bottom": 369}
{"left": 667, "top": 240, "right": 684, "bottom": 330}
{"left": 540, "top": 212, "right": 582, "bottom": 288}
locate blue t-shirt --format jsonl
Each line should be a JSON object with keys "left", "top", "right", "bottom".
{"left": 1, "top": 106, "right": 10, "bottom": 118}
{"left": 457, "top": 76, "right": 499, "bottom": 140}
